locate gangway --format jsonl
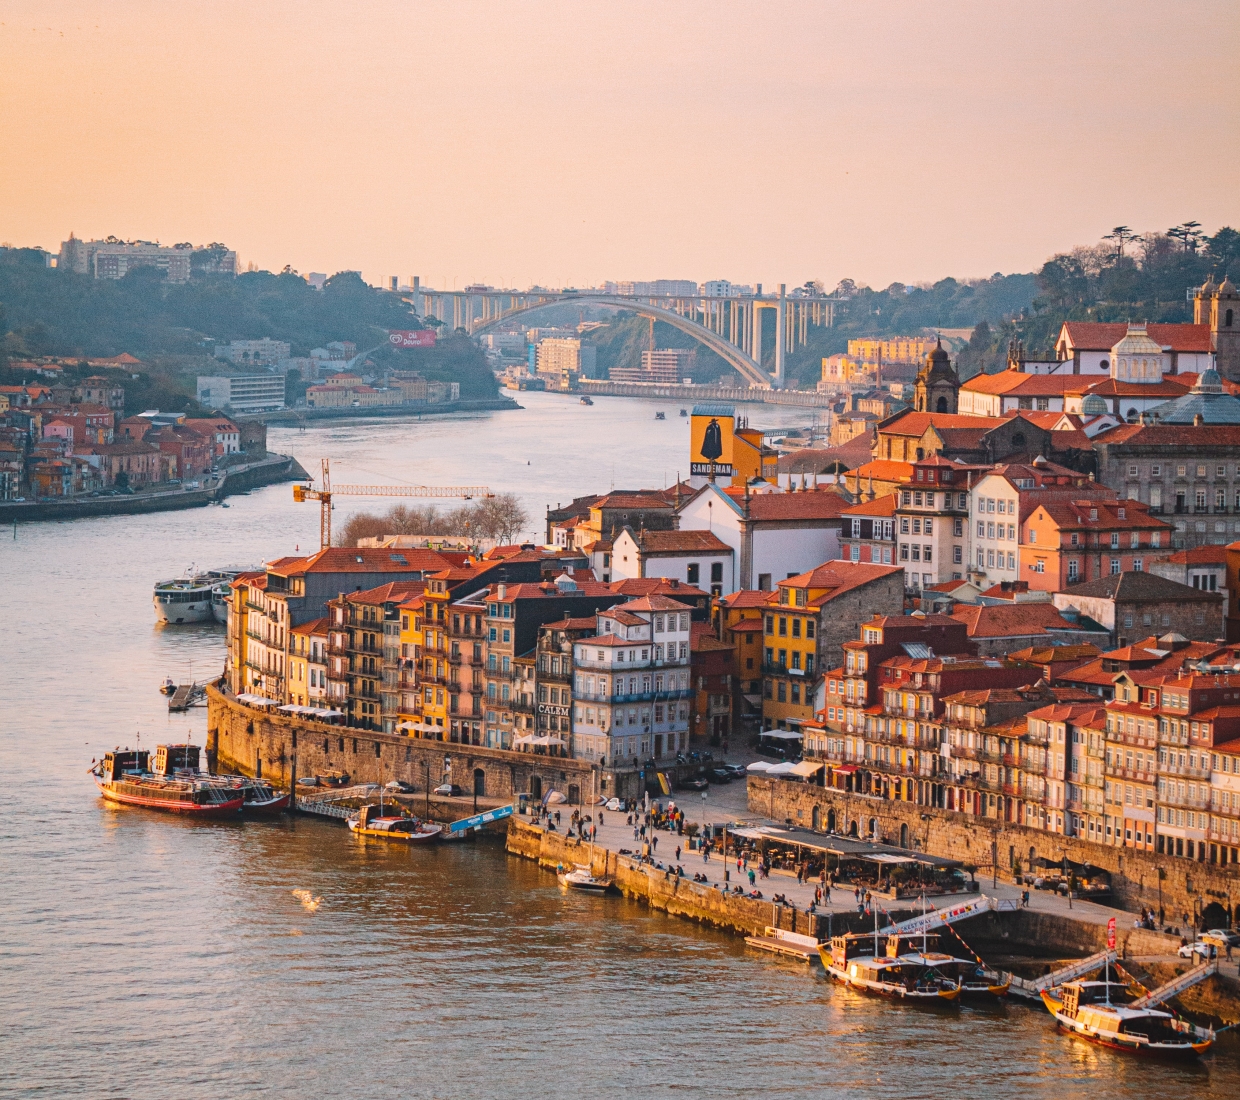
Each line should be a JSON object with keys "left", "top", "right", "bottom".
{"left": 448, "top": 803, "right": 514, "bottom": 834}
{"left": 880, "top": 894, "right": 1017, "bottom": 936}
{"left": 1005, "top": 949, "right": 1117, "bottom": 1001}
{"left": 1129, "top": 960, "right": 1218, "bottom": 1008}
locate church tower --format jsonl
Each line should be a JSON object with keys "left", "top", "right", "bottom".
{"left": 1213, "top": 276, "right": 1240, "bottom": 381}
{"left": 913, "top": 338, "right": 960, "bottom": 414}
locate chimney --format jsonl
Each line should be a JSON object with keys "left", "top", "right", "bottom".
{"left": 497, "top": 583, "right": 506, "bottom": 599}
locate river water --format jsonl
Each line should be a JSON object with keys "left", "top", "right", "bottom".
{"left": 1, "top": 392, "right": 1234, "bottom": 1097}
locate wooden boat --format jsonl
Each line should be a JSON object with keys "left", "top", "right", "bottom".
{"left": 346, "top": 803, "right": 441, "bottom": 843}
{"left": 556, "top": 864, "right": 611, "bottom": 893}
{"left": 91, "top": 750, "right": 243, "bottom": 815}
{"left": 819, "top": 928, "right": 960, "bottom": 1002}
{"left": 1042, "top": 980, "right": 1213, "bottom": 1057}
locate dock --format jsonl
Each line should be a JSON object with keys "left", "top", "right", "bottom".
{"left": 1004, "top": 948, "right": 1117, "bottom": 1001}
{"left": 296, "top": 785, "right": 380, "bottom": 819}
{"left": 168, "top": 682, "right": 207, "bottom": 712}
{"left": 744, "top": 926, "right": 821, "bottom": 962}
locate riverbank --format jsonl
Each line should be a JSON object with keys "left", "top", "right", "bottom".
{"left": 0, "top": 453, "right": 308, "bottom": 523}
{"left": 254, "top": 395, "right": 520, "bottom": 425}
{"left": 572, "top": 380, "right": 835, "bottom": 407}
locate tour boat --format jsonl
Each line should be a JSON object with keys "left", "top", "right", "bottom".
{"left": 819, "top": 927, "right": 961, "bottom": 1002}
{"left": 1042, "top": 980, "right": 1213, "bottom": 1057}
{"left": 580, "top": 396, "right": 594, "bottom": 405}
{"left": 210, "top": 582, "right": 231, "bottom": 624}
{"left": 556, "top": 864, "right": 611, "bottom": 893}
{"left": 91, "top": 749, "right": 244, "bottom": 815}
{"left": 346, "top": 804, "right": 441, "bottom": 843}
{"left": 153, "top": 567, "right": 244, "bottom": 624}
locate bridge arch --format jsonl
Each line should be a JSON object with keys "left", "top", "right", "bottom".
{"left": 468, "top": 294, "right": 772, "bottom": 388}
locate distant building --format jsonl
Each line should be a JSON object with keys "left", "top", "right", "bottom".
{"left": 536, "top": 338, "right": 588, "bottom": 391}
{"left": 57, "top": 234, "right": 235, "bottom": 282}
{"left": 196, "top": 374, "right": 286, "bottom": 413}
{"left": 702, "top": 280, "right": 752, "bottom": 297}
{"left": 610, "top": 348, "right": 695, "bottom": 385}
{"left": 213, "top": 339, "right": 292, "bottom": 365}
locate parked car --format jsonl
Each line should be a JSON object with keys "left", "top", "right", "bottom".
{"left": 1178, "top": 940, "right": 1218, "bottom": 960}
{"left": 433, "top": 783, "right": 463, "bottom": 797}
{"left": 1204, "top": 928, "right": 1240, "bottom": 947}
{"left": 385, "top": 779, "right": 415, "bottom": 793}
{"left": 709, "top": 768, "right": 733, "bottom": 783}
{"left": 604, "top": 797, "right": 624, "bottom": 811}
{"left": 681, "top": 777, "right": 709, "bottom": 791}
{"left": 720, "top": 764, "right": 745, "bottom": 778}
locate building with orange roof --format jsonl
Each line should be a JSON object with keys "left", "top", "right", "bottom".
{"left": 287, "top": 617, "right": 329, "bottom": 708}
{"left": 959, "top": 369, "right": 1085, "bottom": 418}
{"left": 950, "top": 602, "right": 1108, "bottom": 656}
{"left": 893, "top": 455, "right": 987, "bottom": 592}
{"left": 1051, "top": 570, "right": 1222, "bottom": 648}
{"left": 1055, "top": 320, "right": 1215, "bottom": 376}
{"left": 690, "top": 622, "right": 737, "bottom": 746}
{"left": 838, "top": 493, "right": 897, "bottom": 566}
{"left": 610, "top": 526, "right": 734, "bottom": 595}
{"left": 716, "top": 588, "right": 776, "bottom": 726}
{"left": 1024, "top": 498, "right": 1173, "bottom": 593}
{"left": 1149, "top": 543, "right": 1228, "bottom": 609}
{"left": 676, "top": 481, "right": 852, "bottom": 591}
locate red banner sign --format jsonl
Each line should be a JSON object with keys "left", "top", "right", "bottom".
{"left": 1106, "top": 917, "right": 1116, "bottom": 949}
{"left": 388, "top": 329, "right": 435, "bottom": 348}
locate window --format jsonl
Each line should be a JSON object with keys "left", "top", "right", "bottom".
{"left": 765, "top": 615, "right": 774, "bottom": 634}
{"left": 1110, "top": 558, "right": 1121, "bottom": 575}
{"left": 900, "top": 518, "right": 910, "bottom": 534}
{"left": 953, "top": 518, "right": 963, "bottom": 537}
{"left": 1110, "top": 532, "right": 1120, "bottom": 549}
{"left": 976, "top": 520, "right": 985, "bottom": 538}
{"left": 686, "top": 563, "right": 700, "bottom": 585}
{"left": 911, "top": 545, "right": 921, "bottom": 561}
{"left": 1028, "top": 529, "right": 1037, "bottom": 544}
{"left": 1067, "top": 560, "right": 1079, "bottom": 582}
{"left": 901, "top": 544, "right": 910, "bottom": 561}
{"left": 924, "top": 518, "right": 933, "bottom": 535}
{"left": 923, "top": 545, "right": 932, "bottom": 563}
{"left": 711, "top": 562, "right": 723, "bottom": 583}
{"left": 953, "top": 546, "right": 962, "bottom": 564}
{"left": 1133, "top": 558, "right": 1143, "bottom": 572}
{"left": 778, "top": 617, "right": 787, "bottom": 637}
{"left": 1034, "top": 560, "right": 1045, "bottom": 573}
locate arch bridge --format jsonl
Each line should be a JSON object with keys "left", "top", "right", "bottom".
{"left": 415, "top": 286, "right": 838, "bottom": 389}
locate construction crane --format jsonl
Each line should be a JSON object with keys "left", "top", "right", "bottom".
{"left": 293, "top": 459, "right": 492, "bottom": 550}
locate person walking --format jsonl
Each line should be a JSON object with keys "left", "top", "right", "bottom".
{"left": 675, "top": 846, "right": 681, "bottom": 863}
{"left": 748, "top": 869, "right": 756, "bottom": 887}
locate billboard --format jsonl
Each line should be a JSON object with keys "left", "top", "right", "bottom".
{"left": 388, "top": 329, "right": 436, "bottom": 348}
{"left": 689, "top": 407, "right": 735, "bottom": 476}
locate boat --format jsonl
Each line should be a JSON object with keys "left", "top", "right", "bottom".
{"left": 159, "top": 677, "right": 176, "bottom": 696}
{"left": 580, "top": 396, "right": 594, "bottom": 405}
{"left": 1042, "top": 980, "right": 1214, "bottom": 1057}
{"left": 91, "top": 749, "right": 244, "bottom": 815}
{"left": 654, "top": 411, "right": 666, "bottom": 420}
{"left": 818, "top": 921, "right": 961, "bottom": 1002}
{"left": 556, "top": 863, "right": 611, "bottom": 893}
{"left": 346, "top": 803, "right": 441, "bottom": 842}
{"left": 679, "top": 408, "right": 688, "bottom": 416}
{"left": 153, "top": 566, "right": 249, "bottom": 624}
{"left": 210, "top": 582, "right": 231, "bottom": 624}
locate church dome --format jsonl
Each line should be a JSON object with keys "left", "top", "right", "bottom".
{"left": 1193, "top": 369, "right": 1224, "bottom": 392}
{"left": 1219, "top": 275, "right": 1237, "bottom": 297}
{"left": 1080, "top": 392, "right": 1108, "bottom": 416}
{"left": 1200, "top": 274, "right": 1218, "bottom": 296}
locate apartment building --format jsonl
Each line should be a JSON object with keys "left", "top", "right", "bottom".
{"left": 1022, "top": 498, "right": 1173, "bottom": 591}
{"left": 894, "top": 456, "right": 977, "bottom": 590}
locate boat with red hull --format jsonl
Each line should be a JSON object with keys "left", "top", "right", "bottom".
{"left": 92, "top": 749, "right": 244, "bottom": 815}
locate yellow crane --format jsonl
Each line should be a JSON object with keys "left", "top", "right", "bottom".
{"left": 293, "top": 459, "right": 492, "bottom": 550}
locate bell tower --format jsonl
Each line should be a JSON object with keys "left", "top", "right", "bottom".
{"left": 913, "top": 338, "right": 960, "bottom": 414}
{"left": 1213, "top": 276, "right": 1240, "bottom": 381}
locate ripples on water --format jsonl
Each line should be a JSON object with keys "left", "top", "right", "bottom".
{"left": 0, "top": 397, "right": 1234, "bottom": 1096}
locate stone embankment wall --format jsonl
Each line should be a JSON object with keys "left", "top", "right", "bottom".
{"left": 749, "top": 776, "right": 1240, "bottom": 923}
{"left": 207, "top": 686, "right": 596, "bottom": 801}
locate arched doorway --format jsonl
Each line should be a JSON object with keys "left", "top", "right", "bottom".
{"left": 868, "top": 817, "right": 878, "bottom": 840}
{"left": 900, "top": 822, "right": 909, "bottom": 849}
{"left": 1201, "top": 901, "right": 1228, "bottom": 930}
{"left": 936, "top": 396, "right": 948, "bottom": 413}
{"left": 473, "top": 768, "right": 486, "bottom": 797}
{"left": 827, "top": 808, "right": 837, "bottom": 833}
{"left": 530, "top": 774, "right": 542, "bottom": 800}
{"left": 848, "top": 819, "right": 858, "bottom": 837}
{"left": 812, "top": 805, "right": 821, "bottom": 831}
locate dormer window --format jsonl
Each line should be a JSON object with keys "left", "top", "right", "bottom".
{"left": 1117, "top": 507, "right": 1126, "bottom": 519}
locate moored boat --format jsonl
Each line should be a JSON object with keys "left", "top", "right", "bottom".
{"left": 580, "top": 395, "right": 594, "bottom": 405}
{"left": 655, "top": 411, "right": 666, "bottom": 419}
{"left": 556, "top": 863, "right": 611, "bottom": 893}
{"left": 346, "top": 803, "right": 441, "bottom": 842}
{"left": 1043, "top": 980, "right": 1213, "bottom": 1057}
{"left": 91, "top": 749, "right": 244, "bottom": 815}
{"left": 210, "top": 582, "right": 231, "bottom": 624}
{"left": 153, "top": 566, "right": 257, "bottom": 624}
{"left": 819, "top": 930, "right": 961, "bottom": 1002}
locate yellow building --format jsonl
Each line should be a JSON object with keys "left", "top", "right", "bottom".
{"left": 761, "top": 579, "right": 821, "bottom": 730}
{"left": 397, "top": 570, "right": 456, "bottom": 739}
{"left": 848, "top": 337, "right": 939, "bottom": 365}
{"left": 287, "top": 617, "right": 328, "bottom": 707}
{"left": 717, "top": 591, "right": 771, "bottom": 726}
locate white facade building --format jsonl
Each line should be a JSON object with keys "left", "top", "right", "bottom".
{"left": 609, "top": 527, "right": 734, "bottom": 596}
{"left": 214, "top": 338, "right": 292, "bottom": 365}
{"left": 571, "top": 597, "right": 693, "bottom": 766}
{"left": 196, "top": 374, "right": 286, "bottom": 412}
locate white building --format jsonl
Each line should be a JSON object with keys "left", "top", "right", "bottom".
{"left": 214, "top": 338, "right": 292, "bottom": 365}
{"left": 571, "top": 596, "right": 694, "bottom": 766}
{"left": 1054, "top": 321, "right": 1215, "bottom": 376}
{"left": 609, "top": 528, "right": 734, "bottom": 595}
{"left": 677, "top": 483, "right": 847, "bottom": 591}
{"left": 196, "top": 374, "right": 286, "bottom": 412}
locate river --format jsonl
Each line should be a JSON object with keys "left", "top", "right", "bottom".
{"left": 0, "top": 392, "right": 1234, "bottom": 1097}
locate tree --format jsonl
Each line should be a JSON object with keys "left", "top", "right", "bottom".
{"left": 1168, "top": 220, "right": 1204, "bottom": 253}
{"left": 473, "top": 493, "right": 529, "bottom": 543}
{"left": 1102, "top": 225, "right": 1135, "bottom": 260}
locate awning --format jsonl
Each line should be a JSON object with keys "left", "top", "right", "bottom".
{"left": 860, "top": 854, "right": 916, "bottom": 864}
{"left": 746, "top": 761, "right": 774, "bottom": 772}
{"left": 730, "top": 826, "right": 788, "bottom": 840}
{"left": 789, "top": 760, "right": 824, "bottom": 777}
{"left": 832, "top": 764, "right": 858, "bottom": 775}
{"left": 766, "top": 761, "right": 800, "bottom": 776}
{"left": 742, "top": 694, "right": 763, "bottom": 707}
{"left": 236, "top": 693, "right": 279, "bottom": 707}
{"left": 759, "top": 729, "right": 803, "bottom": 741}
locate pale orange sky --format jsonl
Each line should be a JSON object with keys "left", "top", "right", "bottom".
{"left": 2, "top": 1, "right": 1237, "bottom": 291}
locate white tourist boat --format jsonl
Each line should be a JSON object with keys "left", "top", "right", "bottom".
{"left": 1042, "top": 980, "right": 1214, "bottom": 1057}
{"left": 153, "top": 567, "right": 251, "bottom": 624}
{"left": 556, "top": 864, "right": 611, "bottom": 893}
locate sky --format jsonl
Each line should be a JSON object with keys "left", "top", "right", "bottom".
{"left": 1, "top": 1, "right": 1237, "bottom": 292}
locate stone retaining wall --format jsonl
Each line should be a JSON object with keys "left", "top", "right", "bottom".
{"left": 207, "top": 685, "right": 597, "bottom": 802}
{"left": 749, "top": 776, "right": 1240, "bottom": 923}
